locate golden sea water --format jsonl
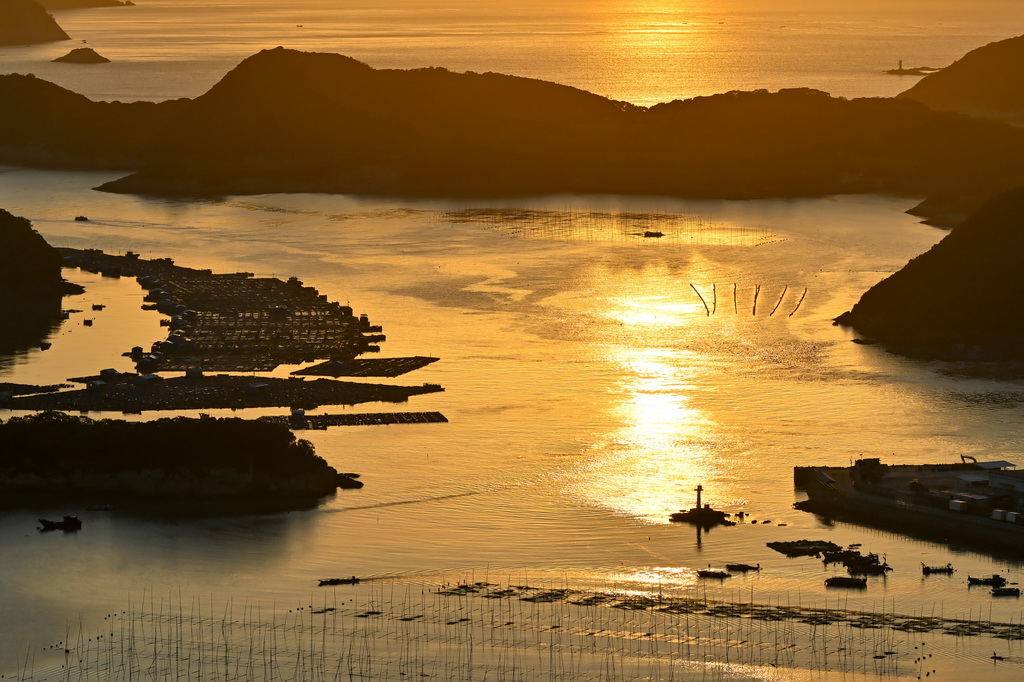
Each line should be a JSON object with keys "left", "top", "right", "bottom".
{"left": 3, "top": 2, "right": 1024, "bottom": 678}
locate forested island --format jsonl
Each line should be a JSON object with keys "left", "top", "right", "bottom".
{"left": 3, "top": 43, "right": 1024, "bottom": 226}
{"left": 0, "top": 412, "right": 357, "bottom": 500}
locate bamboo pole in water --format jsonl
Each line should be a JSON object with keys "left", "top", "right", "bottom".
{"left": 770, "top": 285, "right": 788, "bottom": 316}
{"left": 789, "top": 288, "right": 808, "bottom": 316}
{"left": 690, "top": 284, "right": 710, "bottom": 316}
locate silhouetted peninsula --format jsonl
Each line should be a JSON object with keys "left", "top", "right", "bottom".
{"left": 0, "top": 412, "right": 351, "bottom": 500}
{"left": 0, "top": 0, "right": 70, "bottom": 45}
{"left": 899, "top": 34, "right": 1024, "bottom": 124}
{"left": 836, "top": 188, "right": 1024, "bottom": 359}
{"left": 53, "top": 47, "right": 110, "bottom": 63}
{"left": 0, "top": 208, "right": 81, "bottom": 353}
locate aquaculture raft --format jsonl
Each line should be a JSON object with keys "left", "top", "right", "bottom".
{"left": 59, "top": 248, "right": 388, "bottom": 373}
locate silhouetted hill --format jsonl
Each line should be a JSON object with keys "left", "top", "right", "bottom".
{"left": 3, "top": 46, "right": 1024, "bottom": 222}
{"left": 899, "top": 34, "right": 1024, "bottom": 123}
{"left": 98, "top": 48, "right": 637, "bottom": 197}
{"left": 90, "top": 48, "right": 1024, "bottom": 209}
{"left": 836, "top": 188, "right": 1024, "bottom": 359}
{"left": 0, "top": 0, "right": 70, "bottom": 45}
{"left": 53, "top": 47, "right": 110, "bottom": 63}
{"left": 0, "top": 73, "right": 188, "bottom": 168}
{"left": 0, "top": 208, "right": 81, "bottom": 353}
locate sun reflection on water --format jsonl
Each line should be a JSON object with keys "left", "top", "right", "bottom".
{"left": 565, "top": 343, "right": 737, "bottom": 524}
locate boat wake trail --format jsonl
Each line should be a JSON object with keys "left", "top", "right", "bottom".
{"left": 326, "top": 489, "right": 488, "bottom": 513}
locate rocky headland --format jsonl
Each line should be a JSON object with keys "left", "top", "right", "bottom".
{"left": 0, "top": 412, "right": 353, "bottom": 500}
{"left": 835, "top": 187, "right": 1024, "bottom": 359}
{"left": 0, "top": 208, "right": 82, "bottom": 353}
{"left": 899, "top": 34, "right": 1024, "bottom": 124}
{"left": 0, "top": 0, "right": 70, "bottom": 45}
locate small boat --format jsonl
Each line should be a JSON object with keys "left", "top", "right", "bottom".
{"left": 38, "top": 515, "right": 82, "bottom": 531}
{"left": 968, "top": 575, "right": 1007, "bottom": 587}
{"left": 74, "top": 215, "right": 89, "bottom": 222}
{"left": 696, "top": 569, "right": 731, "bottom": 579}
{"left": 825, "top": 576, "right": 867, "bottom": 588}
{"left": 992, "top": 587, "right": 1021, "bottom": 597}
{"left": 319, "top": 576, "right": 360, "bottom": 586}
{"left": 725, "top": 563, "right": 760, "bottom": 572}
{"left": 767, "top": 540, "right": 842, "bottom": 557}
{"left": 642, "top": 231, "right": 664, "bottom": 238}
{"left": 922, "top": 563, "right": 954, "bottom": 575}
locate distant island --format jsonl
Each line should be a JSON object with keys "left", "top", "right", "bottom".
{"left": 53, "top": 47, "right": 110, "bottom": 63}
{"left": 0, "top": 412, "right": 355, "bottom": 501}
{"left": 0, "top": 0, "right": 70, "bottom": 46}
{"left": 3, "top": 43, "right": 1024, "bottom": 226}
{"left": 0, "top": 208, "right": 82, "bottom": 353}
{"left": 92, "top": 48, "right": 1024, "bottom": 220}
{"left": 884, "top": 64, "right": 941, "bottom": 77}
{"left": 836, "top": 187, "right": 1024, "bottom": 359}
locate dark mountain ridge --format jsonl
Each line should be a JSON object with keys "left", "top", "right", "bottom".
{"left": 87, "top": 47, "right": 1024, "bottom": 214}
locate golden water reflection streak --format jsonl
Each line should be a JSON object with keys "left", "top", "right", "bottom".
{"left": 569, "top": 342, "right": 732, "bottom": 524}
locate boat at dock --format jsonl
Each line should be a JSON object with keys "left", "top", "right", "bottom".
{"left": 922, "top": 563, "right": 954, "bottom": 575}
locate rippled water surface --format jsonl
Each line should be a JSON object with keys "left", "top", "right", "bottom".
{"left": 4, "top": 1, "right": 1024, "bottom": 677}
